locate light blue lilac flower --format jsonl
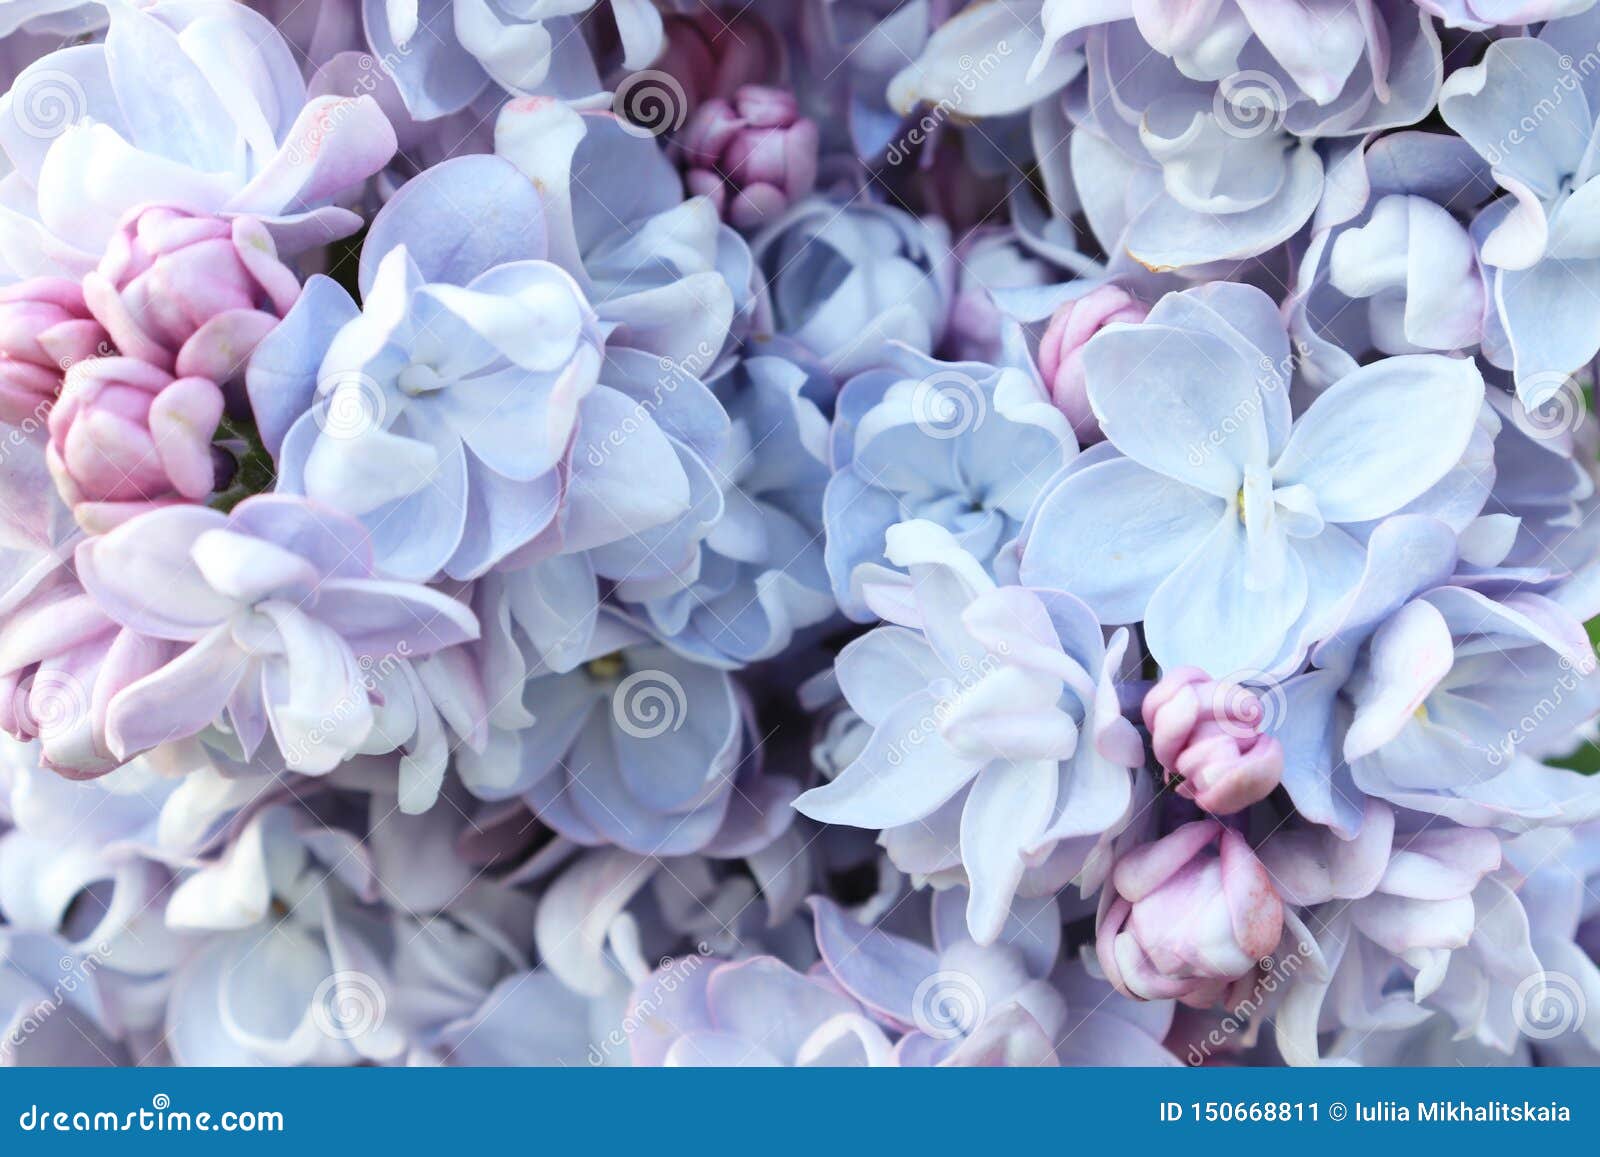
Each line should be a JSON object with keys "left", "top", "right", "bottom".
{"left": 942, "top": 227, "right": 1061, "bottom": 367}
{"left": 627, "top": 951, "right": 896, "bottom": 1066}
{"left": 1420, "top": 0, "right": 1598, "bottom": 27}
{"left": 1440, "top": 11, "right": 1600, "bottom": 407}
{"left": 614, "top": 350, "right": 836, "bottom": 667}
{"left": 248, "top": 155, "right": 607, "bottom": 582}
{"left": 824, "top": 345, "right": 1076, "bottom": 621}
{"left": 72, "top": 494, "right": 478, "bottom": 772}
{"left": 1289, "top": 132, "right": 1494, "bottom": 390}
{"left": 0, "top": 737, "right": 200, "bottom": 1058}
{"left": 1037, "top": 0, "right": 1399, "bottom": 105}
{"left": 1041, "top": 4, "right": 1441, "bottom": 273}
{"left": 162, "top": 801, "right": 412, "bottom": 1065}
{"left": 1502, "top": 822, "right": 1600, "bottom": 1064}
{"left": 458, "top": 605, "right": 782, "bottom": 858}
{"left": 811, "top": 893, "right": 1070, "bottom": 1066}
{"left": 1272, "top": 515, "right": 1600, "bottom": 835}
{"left": 796, "top": 521, "right": 1141, "bottom": 943}
{"left": 751, "top": 197, "right": 954, "bottom": 378}
{"left": 1018, "top": 283, "right": 1485, "bottom": 676}
{"left": 0, "top": 1, "right": 396, "bottom": 279}
{"left": 366, "top": 0, "right": 663, "bottom": 121}
{"left": 884, "top": 0, "right": 1086, "bottom": 125}
{"left": 353, "top": 642, "right": 488, "bottom": 814}
{"left": 1259, "top": 800, "right": 1521, "bottom": 1064}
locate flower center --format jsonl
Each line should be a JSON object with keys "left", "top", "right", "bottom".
{"left": 586, "top": 653, "right": 626, "bottom": 682}
{"left": 397, "top": 362, "right": 448, "bottom": 396}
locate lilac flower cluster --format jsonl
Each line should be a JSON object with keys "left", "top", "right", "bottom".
{"left": 4, "top": 0, "right": 1600, "bottom": 1070}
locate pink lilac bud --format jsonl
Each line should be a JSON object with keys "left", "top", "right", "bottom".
{"left": 0, "top": 278, "right": 111, "bottom": 426}
{"left": 657, "top": 8, "right": 784, "bottom": 112}
{"left": 83, "top": 207, "right": 300, "bottom": 382}
{"left": 1037, "top": 285, "right": 1148, "bottom": 443}
{"left": 679, "top": 86, "right": 820, "bottom": 231}
{"left": 1142, "top": 667, "right": 1284, "bottom": 815}
{"left": 46, "top": 357, "right": 226, "bottom": 533}
{"left": 1097, "top": 820, "right": 1284, "bottom": 1007}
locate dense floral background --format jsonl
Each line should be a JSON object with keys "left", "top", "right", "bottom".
{"left": 3, "top": 0, "right": 1600, "bottom": 1068}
